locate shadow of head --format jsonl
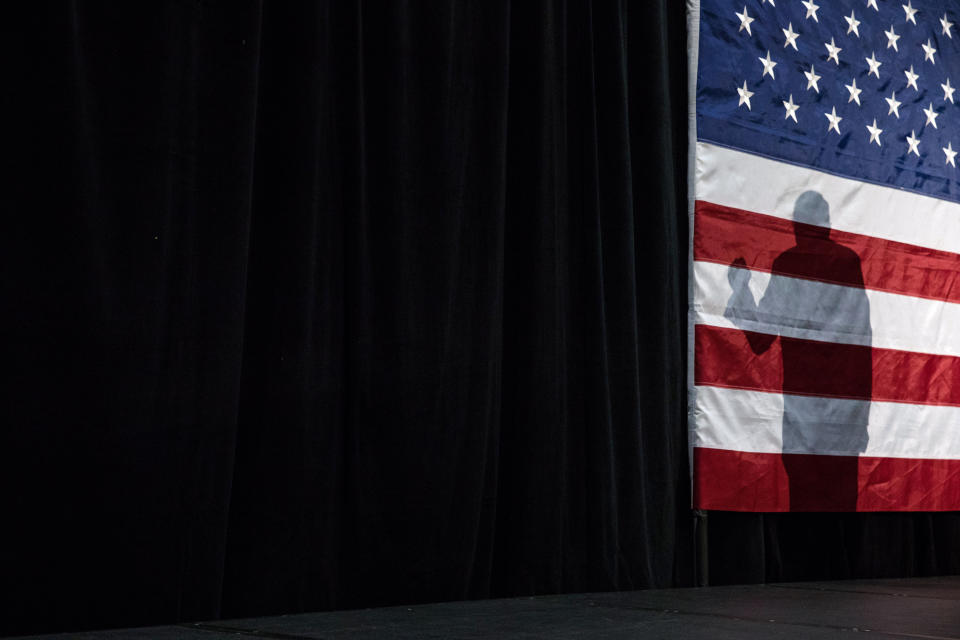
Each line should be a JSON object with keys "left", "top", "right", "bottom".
{"left": 793, "top": 190, "right": 830, "bottom": 243}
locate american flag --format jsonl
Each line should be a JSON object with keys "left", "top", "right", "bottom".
{"left": 690, "top": 0, "right": 960, "bottom": 510}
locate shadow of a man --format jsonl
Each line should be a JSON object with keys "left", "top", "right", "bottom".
{"left": 724, "top": 191, "right": 871, "bottom": 511}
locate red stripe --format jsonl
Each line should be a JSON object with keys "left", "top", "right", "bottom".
{"left": 693, "top": 447, "right": 960, "bottom": 511}
{"left": 694, "top": 200, "right": 960, "bottom": 303}
{"left": 695, "top": 324, "right": 960, "bottom": 407}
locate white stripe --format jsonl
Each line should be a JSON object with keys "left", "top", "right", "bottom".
{"left": 694, "top": 260, "right": 960, "bottom": 357}
{"left": 694, "top": 385, "right": 960, "bottom": 460}
{"left": 696, "top": 142, "right": 960, "bottom": 255}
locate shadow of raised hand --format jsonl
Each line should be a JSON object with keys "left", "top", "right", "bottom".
{"left": 724, "top": 257, "right": 757, "bottom": 324}
{"left": 727, "top": 256, "right": 749, "bottom": 287}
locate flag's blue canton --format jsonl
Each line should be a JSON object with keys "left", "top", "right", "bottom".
{"left": 698, "top": 0, "right": 960, "bottom": 202}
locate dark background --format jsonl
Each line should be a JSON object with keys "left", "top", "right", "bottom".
{"left": 4, "top": 2, "right": 960, "bottom": 637}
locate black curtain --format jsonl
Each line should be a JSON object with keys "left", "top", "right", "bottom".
{"left": 709, "top": 512, "right": 960, "bottom": 586}
{"left": 6, "top": 2, "right": 959, "bottom": 638}
{"left": 5, "top": 2, "right": 689, "bottom": 636}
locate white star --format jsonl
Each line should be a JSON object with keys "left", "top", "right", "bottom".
{"left": 922, "top": 39, "right": 937, "bottom": 64}
{"left": 924, "top": 102, "right": 940, "bottom": 128}
{"left": 866, "top": 119, "right": 883, "bottom": 146}
{"left": 782, "top": 23, "right": 799, "bottom": 51}
{"left": 803, "top": 0, "right": 820, "bottom": 22}
{"left": 943, "top": 14, "right": 954, "bottom": 38}
{"left": 825, "top": 106, "right": 843, "bottom": 134}
{"left": 866, "top": 52, "right": 882, "bottom": 78}
{"left": 907, "top": 130, "right": 921, "bottom": 156}
{"left": 846, "top": 77, "right": 863, "bottom": 106}
{"left": 867, "top": 0, "right": 879, "bottom": 10}
{"left": 804, "top": 65, "right": 822, "bottom": 93}
{"left": 886, "top": 91, "right": 903, "bottom": 117}
{"left": 783, "top": 94, "right": 799, "bottom": 123}
{"left": 735, "top": 6, "right": 755, "bottom": 35}
{"left": 946, "top": 142, "right": 958, "bottom": 167}
{"left": 737, "top": 80, "right": 754, "bottom": 110}
{"left": 825, "top": 38, "right": 842, "bottom": 65}
{"left": 905, "top": 65, "right": 920, "bottom": 90}
{"left": 762, "top": 0, "right": 775, "bottom": 5}
{"left": 845, "top": 11, "right": 861, "bottom": 37}
{"left": 944, "top": 78, "right": 956, "bottom": 103}
{"left": 903, "top": 1, "right": 918, "bottom": 25}
{"left": 885, "top": 25, "right": 901, "bottom": 51}
{"left": 758, "top": 50, "right": 777, "bottom": 79}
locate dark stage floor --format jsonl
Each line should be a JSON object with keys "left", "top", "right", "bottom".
{"left": 14, "top": 576, "right": 960, "bottom": 639}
